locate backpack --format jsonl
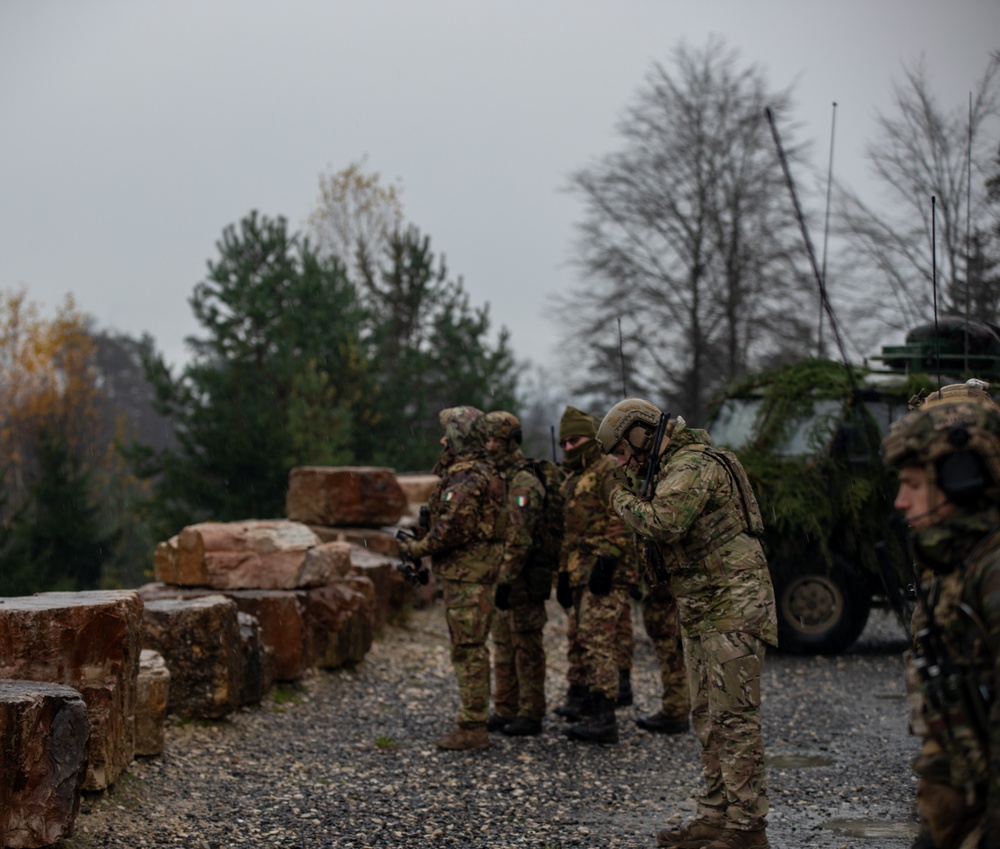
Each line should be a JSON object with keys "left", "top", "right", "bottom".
{"left": 524, "top": 457, "right": 566, "bottom": 577}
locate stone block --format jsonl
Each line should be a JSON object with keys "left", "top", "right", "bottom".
{"left": 305, "top": 579, "right": 374, "bottom": 669}
{"left": 142, "top": 595, "right": 242, "bottom": 719}
{"left": 286, "top": 466, "right": 407, "bottom": 527}
{"left": 134, "top": 650, "right": 169, "bottom": 756}
{"left": 0, "top": 680, "right": 89, "bottom": 849}
{"left": 395, "top": 472, "right": 440, "bottom": 515}
{"left": 237, "top": 611, "right": 275, "bottom": 706}
{"left": 225, "top": 590, "right": 308, "bottom": 682}
{"left": 0, "top": 590, "right": 142, "bottom": 791}
{"left": 154, "top": 520, "right": 342, "bottom": 590}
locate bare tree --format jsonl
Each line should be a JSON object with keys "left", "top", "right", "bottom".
{"left": 838, "top": 55, "right": 1000, "bottom": 334}
{"left": 305, "top": 156, "right": 405, "bottom": 289}
{"left": 559, "top": 38, "right": 816, "bottom": 421}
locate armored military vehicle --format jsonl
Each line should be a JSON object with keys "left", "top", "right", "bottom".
{"left": 706, "top": 318, "right": 1000, "bottom": 654}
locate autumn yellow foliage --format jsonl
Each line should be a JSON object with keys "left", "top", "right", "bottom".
{"left": 0, "top": 288, "right": 100, "bottom": 513}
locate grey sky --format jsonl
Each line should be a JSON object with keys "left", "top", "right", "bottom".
{"left": 1, "top": 1, "right": 997, "bottom": 376}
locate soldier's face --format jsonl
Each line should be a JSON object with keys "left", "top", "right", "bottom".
{"left": 894, "top": 464, "right": 956, "bottom": 529}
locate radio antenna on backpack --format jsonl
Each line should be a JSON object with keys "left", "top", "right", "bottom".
{"left": 932, "top": 195, "right": 942, "bottom": 395}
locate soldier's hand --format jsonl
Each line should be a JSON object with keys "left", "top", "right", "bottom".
{"left": 556, "top": 572, "right": 573, "bottom": 609}
{"left": 588, "top": 554, "right": 617, "bottom": 595}
{"left": 397, "top": 539, "right": 420, "bottom": 564}
{"left": 601, "top": 465, "right": 630, "bottom": 505}
{"left": 494, "top": 583, "right": 512, "bottom": 611}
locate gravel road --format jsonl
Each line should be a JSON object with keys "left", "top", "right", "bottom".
{"left": 66, "top": 600, "right": 919, "bottom": 849}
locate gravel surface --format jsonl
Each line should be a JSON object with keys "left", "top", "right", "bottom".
{"left": 66, "top": 600, "right": 919, "bottom": 849}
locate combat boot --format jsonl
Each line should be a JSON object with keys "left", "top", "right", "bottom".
{"left": 487, "top": 712, "right": 514, "bottom": 732}
{"left": 615, "top": 669, "right": 633, "bottom": 707}
{"left": 637, "top": 711, "right": 689, "bottom": 734}
{"left": 500, "top": 716, "right": 542, "bottom": 737}
{"left": 655, "top": 819, "right": 726, "bottom": 848}
{"left": 701, "top": 828, "right": 770, "bottom": 849}
{"left": 565, "top": 693, "right": 619, "bottom": 744}
{"left": 434, "top": 725, "right": 489, "bottom": 750}
{"left": 554, "top": 684, "right": 589, "bottom": 721}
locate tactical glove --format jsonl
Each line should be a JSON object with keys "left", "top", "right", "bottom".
{"left": 601, "top": 465, "right": 630, "bottom": 505}
{"left": 494, "top": 583, "right": 512, "bottom": 611}
{"left": 588, "top": 554, "right": 618, "bottom": 596}
{"left": 556, "top": 571, "right": 573, "bottom": 609}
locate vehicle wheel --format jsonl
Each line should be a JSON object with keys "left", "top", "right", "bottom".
{"left": 775, "top": 556, "right": 871, "bottom": 654}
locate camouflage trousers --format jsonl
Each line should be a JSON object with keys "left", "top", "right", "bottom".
{"left": 564, "top": 585, "right": 632, "bottom": 700}
{"left": 686, "top": 629, "right": 768, "bottom": 830}
{"left": 441, "top": 579, "right": 495, "bottom": 729}
{"left": 642, "top": 583, "right": 689, "bottom": 720}
{"left": 491, "top": 601, "right": 547, "bottom": 721}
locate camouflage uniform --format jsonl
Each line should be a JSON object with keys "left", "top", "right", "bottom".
{"left": 880, "top": 385, "right": 1000, "bottom": 849}
{"left": 490, "top": 448, "right": 549, "bottom": 726}
{"left": 608, "top": 421, "right": 776, "bottom": 832}
{"left": 640, "top": 576, "right": 690, "bottom": 723}
{"left": 400, "top": 407, "right": 507, "bottom": 740}
{"left": 560, "top": 436, "right": 636, "bottom": 706}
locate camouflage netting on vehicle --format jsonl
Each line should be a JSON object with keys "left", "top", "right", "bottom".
{"left": 707, "top": 359, "right": 929, "bottom": 582}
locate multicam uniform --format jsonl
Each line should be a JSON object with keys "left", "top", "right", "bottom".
{"left": 608, "top": 422, "right": 776, "bottom": 832}
{"left": 401, "top": 408, "right": 507, "bottom": 735}
{"left": 491, "top": 452, "right": 549, "bottom": 725}
{"left": 639, "top": 569, "right": 690, "bottom": 725}
{"left": 560, "top": 440, "right": 636, "bottom": 707}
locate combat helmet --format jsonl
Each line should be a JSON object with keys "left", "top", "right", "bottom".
{"left": 485, "top": 410, "right": 523, "bottom": 445}
{"left": 596, "top": 398, "right": 662, "bottom": 455}
{"left": 882, "top": 380, "right": 1000, "bottom": 505}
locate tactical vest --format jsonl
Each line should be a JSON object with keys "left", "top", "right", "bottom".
{"left": 672, "top": 443, "right": 765, "bottom": 562}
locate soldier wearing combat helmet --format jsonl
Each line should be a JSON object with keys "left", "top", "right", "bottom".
{"left": 397, "top": 406, "right": 508, "bottom": 750}
{"left": 882, "top": 380, "right": 1000, "bottom": 849}
{"left": 597, "top": 398, "right": 776, "bottom": 849}
{"left": 484, "top": 410, "right": 550, "bottom": 737}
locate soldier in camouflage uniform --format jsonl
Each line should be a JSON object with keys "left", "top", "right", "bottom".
{"left": 638, "top": 573, "right": 690, "bottom": 734}
{"left": 882, "top": 381, "right": 1000, "bottom": 849}
{"left": 554, "top": 405, "right": 636, "bottom": 745}
{"left": 597, "top": 398, "right": 777, "bottom": 849}
{"left": 397, "top": 406, "right": 508, "bottom": 751}
{"left": 485, "top": 410, "right": 550, "bottom": 737}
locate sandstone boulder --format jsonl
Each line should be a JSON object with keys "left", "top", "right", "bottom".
{"left": 237, "top": 611, "right": 275, "bottom": 706}
{"left": 154, "top": 520, "right": 347, "bottom": 589}
{"left": 286, "top": 466, "right": 407, "bottom": 527}
{"left": 0, "top": 590, "right": 142, "bottom": 791}
{"left": 134, "top": 650, "right": 169, "bottom": 756}
{"left": 395, "top": 472, "right": 440, "bottom": 514}
{"left": 305, "top": 579, "right": 374, "bottom": 669}
{"left": 0, "top": 680, "right": 90, "bottom": 849}
{"left": 142, "top": 595, "right": 242, "bottom": 719}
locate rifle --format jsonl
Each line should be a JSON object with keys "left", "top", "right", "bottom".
{"left": 640, "top": 411, "right": 669, "bottom": 501}
{"left": 395, "top": 505, "right": 431, "bottom": 586}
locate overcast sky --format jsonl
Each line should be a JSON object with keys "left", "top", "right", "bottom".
{"left": 1, "top": 1, "right": 997, "bottom": 378}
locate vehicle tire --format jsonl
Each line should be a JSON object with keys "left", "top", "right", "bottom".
{"left": 774, "top": 555, "right": 872, "bottom": 654}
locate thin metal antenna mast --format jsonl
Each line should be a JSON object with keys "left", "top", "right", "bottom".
{"left": 932, "top": 195, "right": 942, "bottom": 394}
{"left": 965, "top": 92, "right": 973, "bottom": 372}
{"left": 765, "top": 108, "right": 852, "bottom": 377}
{"left": 819, "top": 101, "right": 838, "bottom": 358}
{"left": 617, "top": 317, "right": 628, "bottom": 398}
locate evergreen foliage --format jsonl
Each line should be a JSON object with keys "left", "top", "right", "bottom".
{"left": 356, "top": 227, "right": 519, "bottom": 470}
{"left": 0, "top": 428, "right": 113, "bottom": 595}
{"left": 137, "top": 211, "right": 368, "bottom": 531}
{"left": 709, "top": 359, "right": 910, "bottom": 582}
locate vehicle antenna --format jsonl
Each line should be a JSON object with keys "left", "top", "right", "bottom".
{"left": 765, "top": 107, "right": 855, "bottom": 391}
{"left": 618, "top": 317, "right": 628, "bottom": 398}
{"left": 932, "top": 195, "right": 942, "bottom": 396}
{"left": 819, "top": 101, "right": 837, "bottom": 358}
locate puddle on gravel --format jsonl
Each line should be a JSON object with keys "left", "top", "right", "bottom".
{"left": 766, "top": 753, "right": 835, "bottom": 768}
{"left": 821, "top": 818, "right": 917, "bottom": 839}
